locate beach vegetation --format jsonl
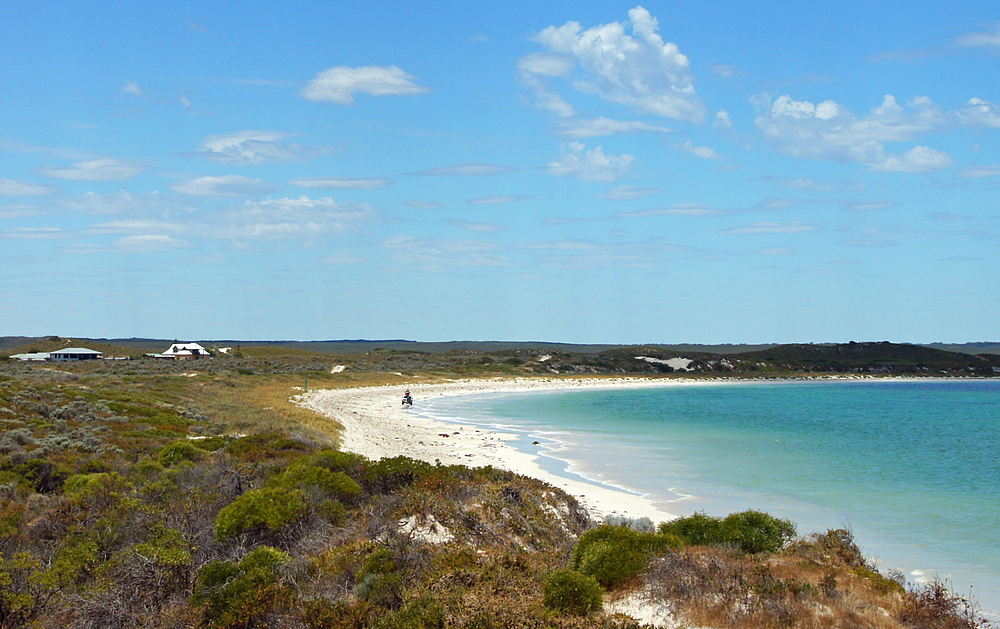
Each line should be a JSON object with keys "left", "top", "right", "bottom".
{"left": 0, "top": 351, "right": 992, "bottom": 628}
{"left": 659, "top": 509, "right": 796, "bottom": 554}
{"left": 543, "top": 569, "right": 604, "bottom": 615}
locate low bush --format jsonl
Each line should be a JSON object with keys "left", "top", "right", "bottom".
{"left": 571, "top": 525, "right": 680, "bottom": 588}
{"left": 659, "top": 509, "right": 795, "bottom": 554}
{"left": 543, "top": 569, "right": 603, "bottom": 615}
{"left": 214, "top": 487, "right": 306, "bottom": 541}
{"left": 157, "top": 440, "right": 205, "bottom": 467}
{"left": 194, "top": 546, "right": 293, "bottom": 628}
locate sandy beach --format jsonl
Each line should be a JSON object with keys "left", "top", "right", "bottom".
{"left": 296, "top": 376, "right": 697, "bottom": 524}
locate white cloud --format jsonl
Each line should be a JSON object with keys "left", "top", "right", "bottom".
{"left": 214, "top": 196, "right": 376, "bottom": 240}
{"left": 958, "top": 98, "right": 1000, "bottom": 128}
{"left": 2, "top": 227, "right": 65, "bottom": 240}
{"left": 721, "top": 221, "right": 817, "bottom": 235}
{"left": 62, "top": 191, "right": 193, "bottom": 215}
{"left": 957, "top": 165, "right": 1000, "bottom": 178}
{"left": 122, "top": 81, "right": 144, "bottom": 96}
{"left": 869, "top": 145, "right": 953, "bottom": 173}
{"left": 300, "top": 66, "right": 431, "bottom": 105}
{"left": 37, "top": 158, "right": 146, "bottom": 181}
{"left": 523, "top": 6, "right": 706, "bottom": 123}
{"left": 555, "top": 116, "right": 672, "bottom": 139}
{"left": 197, "top": 130, "right": 328, "bottom": 164}
{"left": 405, "top": 199, "right": 445, "bottom": 209}
{"left": 600, "top": 185, "right": 662, "bottom": 200}
{"left": 0, "top": 179, "right": 57, "bottom": 196}
{"left": 85, "top": 219, "right": 188, "bottom": 235}
{"left": 712, "top": 64, "right": 737, "bottom": 78}
{"left": 753, "top": 93, "right": 953, "bottom": 172}
{"left": 290, "top": 177, "right": 392, "bottom": 189}
{"left": 409, "top": 163, "right": 515, "bottom": 177}
{"left": 114, "top": 234, "right": 188, "bottom": 252}
{"left": 714, "top": 110, "right": 733, "bottom": 130}
{"left": 547, "top": 142, "right": 634, "bottom": 182}
{"left": 169, "top": 175, "right": 274, "bottom": 197}
{"left": 467, "top": 195, "right": 530, "bottom": 205}
{"left": 385, "top": 236, "right": 510, "bottom": 269}
{"left": 674, "top": 140, "right": 721, "bottom": 160}
{"left": 955, "top": 22, "right": 1000, "bottom": 50}
{"left": 449, "top": 219, "right": 505, "bottom": 233}
{"left": 617, "top": 204, "right": 721, "bottom": 217}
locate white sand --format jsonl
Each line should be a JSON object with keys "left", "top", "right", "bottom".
{"left": 295, "top": 376, "right": 711, "bottom": 524}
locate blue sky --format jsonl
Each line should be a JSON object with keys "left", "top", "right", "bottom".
{"left": 2, "top": 1, "right": 999, "bottom": 344}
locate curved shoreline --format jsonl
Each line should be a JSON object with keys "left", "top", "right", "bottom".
{"left": 295, "top": 376, "right": 733, "bottom": 522}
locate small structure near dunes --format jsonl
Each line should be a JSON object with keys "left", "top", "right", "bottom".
{"left": 50, "top": 348, "right": 103, "bottom": 361}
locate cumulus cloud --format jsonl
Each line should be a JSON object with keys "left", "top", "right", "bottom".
{"left": 37, "top": 158, "right": 146, "bottom": 181}
{"left": 522, "top": 6, "right": 706, "bottom": 123}
{"left": 196, "top": 131, "right": 329, "bottom": 164}
{"left": 0, "top": 179, "right": 57, "bottom": 196}
{"left": 753, "top": 93, "right": 953, "bottom": 172}
{"left": 555, "top": 116, "right": 672, "bottom": 139}
{"left": 300, "top": 66, "right": 430, "bottom": 105}
{"left": 290, "top": 177, "right": 392, "bottom": 189}
{"left": 600, "top": 185, "right": 662, "bottom": 200}
{"left": 169, "top": 175, "right": 275, "bottom": 197}
{"left": 547, "top": 142, "right": 634, "bottom": 182}
{"left": 958, "top": 98, "right": 1000, "bottom": 128}
{"left": 408, "top": 163, "right": 515, "bottom": 177}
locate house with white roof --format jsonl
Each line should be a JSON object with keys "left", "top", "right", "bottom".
{"left": 50, "top": 348, "right": 103, "bottom": 361}
{"left": 158, "top": 342, "right": 211, "bottom": 360}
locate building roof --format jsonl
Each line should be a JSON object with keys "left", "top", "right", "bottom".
{"left": 161, "top": 342, "right": 209, "bottom": 356}
{"left": 50, "top": 348, "right": 103, "bottom": 355}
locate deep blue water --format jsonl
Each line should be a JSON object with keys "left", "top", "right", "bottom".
{"left": 415, "top": 379, "right": 1000, "bottom": 612}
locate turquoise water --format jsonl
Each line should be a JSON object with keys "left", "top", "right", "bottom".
{"left": 415, "top": 379, "right": 1000, "bottom": 612}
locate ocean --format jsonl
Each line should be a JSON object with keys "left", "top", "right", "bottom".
{"left": 414, "top": 379, "right": 1000, "bottom": 613}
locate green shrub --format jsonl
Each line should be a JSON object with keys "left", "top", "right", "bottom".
{"left": 659, "top": 510, "right": 795, "bottom": 554}
{"left": 226, "top": 432, "right": 309, "bottom": 462}
{"left": 364, "top": 456, "right": 432, "bottom": 493}
{"left": 157, "top": 440, "right": 204, "bottom": 467}
{"left": 658, "top": 511, "right": 725, "bottom": 546}
{"left": 271, "top": 462, "right": 362, "bottom": 502}
{"left": 214, "top": 487, "right": 306, "bottom": 541}
{"left": 571, "top": 525, "right": 680, "bottom": 588}
{"left": 543, "top": 569, "right": 603, "bottom": 615}
{"left": 721, "top": 510, "right": 795, "bottom": 554}
{"left": 194, "top": 546, "right": 292, "bottom": 627}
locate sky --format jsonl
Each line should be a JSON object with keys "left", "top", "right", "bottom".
{"left": 2, "top": 1, "right": 999, "bottom": 344}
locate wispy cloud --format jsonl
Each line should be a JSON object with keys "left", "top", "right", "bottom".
{"left": 195, "top": 130, "right": 330, "bottom": 165}
{"left": 555, "top": 116, "right": 672, "bottom": 139}
{"left": 408, "top": 163, "right": 515, "bottom": 177}
{"left": 169, "top": 175, "right": 274, "bottom": 197}
{"left": 300, "top": 66, "right": 431, "bottom": 105}
{"left": 37, "top": 158, "right": 146, "bottom": 181}
{"left": 449, "top": 219, "right": 506, "bottom": 233}
{"left": 121, "top": 81, "right": 144, "bottom": 97}
{"left": 954, "top": 22, "right": 1000, "bottom": 51}
{"left": 957, "top": 165, "right": 1000, "bottom": 179}
{"left": 0, "top": 179, "right": 57, "bottom": 196}
{"left": 673, "top": 140, "right": 721, "bottom": 160}
{"left": 405, "top": 199, "right": 445, "bottom": 209}
{"left": 467, "top": 195, "right": 530, "bottom": 205}
{"left": 290, "top": 176, "right": 392, "bottom": 189}
{"left": 600, "top": 185, "right": 662, "bottom": 201}
{"left": 212, "top": 196, "right": 377, "bottom": 241}
{"left": 617, "top": 203, "right": 722, "bottom": 218}
{"left": 721, "top": 221, "right": 817, "bottom": 235}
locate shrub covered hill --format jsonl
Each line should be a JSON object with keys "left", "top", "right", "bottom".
{"left": 0, "top": 344, "right": 992, "bottom": 628}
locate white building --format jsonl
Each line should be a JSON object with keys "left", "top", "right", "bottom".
{"left": 158, "top": 342, "right": 211, "bottom": 360}
{"left": 50, "top": 348, "right": 103, "bottom": 361}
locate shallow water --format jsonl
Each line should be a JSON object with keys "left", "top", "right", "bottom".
{"left": 415, "top": 379, "right": 1000, "bottom": 613}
